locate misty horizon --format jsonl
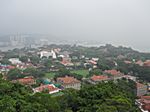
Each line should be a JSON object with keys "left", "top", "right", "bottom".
{"left": 0, "top": 0, "right": 150, "bottom": 51}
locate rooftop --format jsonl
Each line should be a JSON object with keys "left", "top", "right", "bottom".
{"left": 57, "top": 76, "right": 80, "bottom": 84}
{"left": 104, "top": 69, "right": 122, "bottom": 76}
{"left": 34, "top": 84, "right": 60, "bottom": 94}
{"left": 91, "top": 75, "right": 108, "bottom": 81}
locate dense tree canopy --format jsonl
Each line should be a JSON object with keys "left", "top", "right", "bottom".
{"left": 0, "top": 75, "right": 140, "bottom": 112}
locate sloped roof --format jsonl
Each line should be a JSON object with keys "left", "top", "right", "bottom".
{"left": 91, "top": 75, "right": 108, "bottom": 81}
{"left": 57, "top": 76, "right": 80, "bottom": 84}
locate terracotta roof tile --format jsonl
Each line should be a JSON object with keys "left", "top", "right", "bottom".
{"left": 104, "top": 69, "right": 122, "bottom": 76}
{"left": 34, "top": 84, "right": 59, "bottom": 93}
{"left": 91, "top": 75, "right": 108, "bottom": 81}
{"left": 17, "top": 76, "right": 35, "bottom": 85}
{"left": 57, "top": 76, "right": 80, "bottom": 84}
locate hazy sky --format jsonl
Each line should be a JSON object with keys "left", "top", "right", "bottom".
{"left": 0, "top": 0, "right": 150, "bottom": 51}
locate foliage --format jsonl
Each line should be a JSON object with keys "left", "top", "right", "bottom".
{"left": 0, "top": 58, "right": 11, "bottom": 65}
{"left": 19, "top": 56, "right": 28, "bottom": 63}
{"left": 30, "top": 56, "right": 40, "bottom": 65}
{"left": 71, "top": 69, "right": 89, "bottom": 77}
{"left": 0, "top": 76, "right": 139, "bottom": 112}
{"left": 58, "top": 80, "right": 139, "bottom": 112}
{"left": 89, "top": 69, "right": 102, "bottom": 76}
{"left": 54, "top": 68, "right": 83, "bottom": 80}
{"left": 23, "top": 67, "right": 45, "bottom": 78}
{"left": 7, "top": 68, "right": 23, "bottom": 80}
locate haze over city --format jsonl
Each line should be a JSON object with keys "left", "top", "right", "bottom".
{"left": 1, "top": 1, "right": 150, "bottom": 112}
{"left": 0, "top": 0, "right": 150, "bottom": 51}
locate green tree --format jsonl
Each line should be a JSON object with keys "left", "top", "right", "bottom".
{"left": 7, "top": 68, "right": 22, "bottom": 80}
{"left": 0, "top": 59, "right": 11, "bottom": 65}
{"left": 19, "top": 56, "right": 28, "bottom": 63}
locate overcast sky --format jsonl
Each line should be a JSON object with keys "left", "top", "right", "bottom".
{"left": 0, "top": 0, "right": 150, "bottom": 51}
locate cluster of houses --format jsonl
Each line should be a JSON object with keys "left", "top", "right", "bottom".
{"left": 8, "top": 68, "right": 149, "bottom": 104}
{"left": 1, "top": 47, "right": 150, "bottom": 111}
{"left": 11, "top": 75, "right": 81, "bottom": 95}
{"left": 0, "top": 58, "right": 35, "bottom": 73}
{"left": 124, "top": 60, "right": 150, "bottom": 67}
{"left": 136, "top": 82, "right": 150, "bottom": 112}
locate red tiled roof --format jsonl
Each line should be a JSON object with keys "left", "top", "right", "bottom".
{"left": 17, "top": 76, "right": 35, "bottom": 85}
{"left": 57, "top": 76, "right": 80, "bottom": 84}
{"left": 6, "top": 65, "right": 16, "bottom": 69}
{"left": 144, "top": 60, "right": 150, "bottom": 67}
{"left": 124, "top": 60, "right": 132, "bottom": 64}
{"left": 139, "top": 96, "right": 150, "bottom": 111}
{"left": 89, "top": 60, "right": 97, "bottom": 65}
{"left": 141, "top": 96, "right": 150, "bottom": 100}
{"left": 135, "top": 60, "right": 143, "bottom": 65}
{"left": 142, "top": 104, "right": 150, "bottom": 111}
{"left": 91, "top": 75, "right": 108, "bottom": 81}
{"left": 34, "top": 84, "right": 59, "bottom": 93}
{"left": 104, "top": 69, "right": 122, "bottom": 76}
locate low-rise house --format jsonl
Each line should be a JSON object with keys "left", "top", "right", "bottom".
{"left": 147, "top": 83, "right": 150, "bottom": 92}
{"left": 144, "top": 60, "right": 150, "bottom": 67}
{"left": 0, "top": 64, "right": 15, "bottom": 72}
{"left": 13, "top": 76, "right": 36, "bottom": 85}
{"left": 89, "top": 60, "right": 97, "bottom": 65}
{"left": 33, "top": 84, "right": 60, "bottom": 94}
{"left": 9, "top": 58, "right": 22, "bottom": 65}
{"left": 122, "top": 75, "right": 136, "bottom": 81}
{"left": 92, "top": 58, "right": 99, "bottom": 62}
{"left": 124, "top": 60, "right": 132, "bottom": 64}
{"left": 135, "top": 60, "right": 144, "bottom": 66}
{"left": 57, "top": 76, "right": 81, "bottom": 90}
{"left": 104, "top": 69, "right": 124, "bottom": 80}
{"left": 61, "top": 57, "right": 74, "bottom": 66}
{"left": 136, "top": 96, "right": 150, "bottom": 112}
{"left": 90, "top": 75, "right": 109, "bottom": 84}
{"left": 136, "top": 82, "right": 148, "bottom": 97}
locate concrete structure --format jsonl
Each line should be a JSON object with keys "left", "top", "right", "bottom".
{"left": 57, "top": 76, "right": 81, "bottom": 90}
{"left": 104, "top": 69, "right": 124, "bottom": 80}
{"left": 90, "top": 75, "right": 109, "bottom": 84}
{"left": 136, "top": 96, "right": 150, "bottom": 112}
{"left": 39, "top": 50, "right": 57, "bottom": 59}
{"left": 122, "top": 75, "right": 136, "bottom": 82}
{"left": 13, "top": 76, "right": 36, "bottom": 85}
{"left": 9, "top": 58, "right": 22, "bottom": 65}
{"left": 39, "top": 51, "right": 52, "bottom": 58}
{"left": 33, "top": 84, "right": 60, "bottom": 94}
{"left": 136, "top": 82, "right": 148, "bottom": 96}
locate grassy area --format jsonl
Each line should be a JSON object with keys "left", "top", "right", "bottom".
{"left": 45, "top": 69, "right": 89, "bottom": 78}
{"left": 45, "top": 72, "right": 56, "bottom": 78}
{"left": 71, "top": 69, "right": 89, "bottom": 77}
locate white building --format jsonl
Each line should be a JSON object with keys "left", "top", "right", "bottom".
{"left": 51, "top": 50, "right": 57, "bottom": 59}
{"left": 9, "top": 58, "right": 22, "bottom": 65}
{"left": 39, "top": 50, "right": 57, "bottom": 59}
{"left": 39, "top": 51, "right": 52, "bottom": 58}
{"left": 33, "top": 84, "right": 60, "bottom": 94}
